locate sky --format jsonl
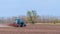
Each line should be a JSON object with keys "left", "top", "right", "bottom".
{"left": 0, "top": 0, "right": 60, "bottom": 17}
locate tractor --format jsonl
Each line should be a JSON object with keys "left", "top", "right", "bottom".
{"left": 15, "top": 18, "right": 26, "bottom": 27}
{"left": 8, "top": 18, "right": 26, "bottom": 27}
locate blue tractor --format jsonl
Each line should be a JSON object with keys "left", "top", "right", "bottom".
{"left": 15, "top": 18, "right": 26, "bottom": 27}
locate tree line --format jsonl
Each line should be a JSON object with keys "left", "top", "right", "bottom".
{"left": 0, "top": 10, "right": 60, "bottom": 24}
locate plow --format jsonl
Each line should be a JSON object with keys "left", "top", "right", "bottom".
{"left": 8, "top": 23, "right": 26, "bottom": 27}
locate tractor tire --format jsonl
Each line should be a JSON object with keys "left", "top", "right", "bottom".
{"left": 20, "top": 25, "right": 23, "bottom": 27}
{"left": 24, "top": 24, "right": 26, "bottom": 27}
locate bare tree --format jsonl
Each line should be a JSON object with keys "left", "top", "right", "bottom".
{"left": 27, "top": 10, "right": 38, "bottom": 24}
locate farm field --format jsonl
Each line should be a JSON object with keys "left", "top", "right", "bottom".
{"left": 0, "top": 23, "right": 60, "bottom": 34}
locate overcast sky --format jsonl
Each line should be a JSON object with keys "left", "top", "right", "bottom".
{"left": 0, "top": 0, "right": 60, "bottom": 17}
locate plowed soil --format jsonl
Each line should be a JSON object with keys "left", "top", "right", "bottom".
{"left": 0, "top": 24, "right": 60, "bottom": 34}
